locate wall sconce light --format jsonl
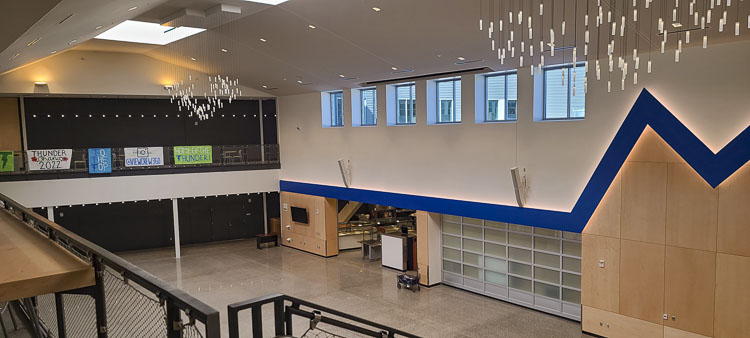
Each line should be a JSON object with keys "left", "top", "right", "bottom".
{"left": 34, "top": 81, "right": 49, "bottom": 94}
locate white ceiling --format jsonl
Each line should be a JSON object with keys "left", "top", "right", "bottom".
{"left": 2, "top": 0, "right": 749, "bottom": 96}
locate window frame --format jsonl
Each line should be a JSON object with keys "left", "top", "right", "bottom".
{"left": 436, "top": 78, "right": 461, "bottom": 124}
{"left": 395, "top": 83, "right": 416, "bottom": 125}
{"left": 542, "top": 64, "right": 586, "bottom": 121}
{"left": 484, "top": 72, "right": 518, "bottom": 122}
{"left": 359, "top": 87, "right": 377, "bottom": 126}
{"left": 329, "top": 90, "right": 344, "bottom": 127}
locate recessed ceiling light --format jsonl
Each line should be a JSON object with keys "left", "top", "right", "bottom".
{"left": 239, "top": 0, "right": 290, "bottom": 4}
{"left": 221, "top": 48, "right": 228, "bottom": 53}
{"left": 458, "top": 56, "right": 466, "bottom": 61}
{"left": 190, "top": 57, "right": 197, "bottom": 61}
{"left": 95, "top": 25, "right": 103, "bottom": 30}
{"left": 27, "top": 38, "right": 42, "bottom": 47}
{"left": 372, "top": 7, "right": 381, "bottom": 12}
{"left": 297, "top": 80, "right": 303, "bottom": 84}
{"left": 262, "top": 85, "right": 268, "bottom": 88}
{"left": 391, "top": 66, "right": 398, "bottom": 71}
{"left": 259, "top": 38, "right": 267, "bottom": 42}
{"left": 95, "top": 20, "right": 205, "bottom": 45}
{"left": 128, "top": 6, "right": 138, "bottom": 11}
{"left": 308, "top": 24, "right": 317, "bottom": 29}
{"left": 51, "top": 50, "right": 57, "bottom": 54}
{"left": 339, "top": 74, "right": 345, "bottom": 78}
{"left": 68, "top": 39, "right": 77, "bottom": 45}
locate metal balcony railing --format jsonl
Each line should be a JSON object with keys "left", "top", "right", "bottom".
{"left": 0, "top": 193, "right": 220, "bottom": 338}
{"left": 0, "top": 144, "right": 279, "bottom": 176}
{"left": 228, "top": 294, "right": 418, "bottom": 338}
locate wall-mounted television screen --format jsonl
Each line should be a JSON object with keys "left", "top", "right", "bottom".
{"left": 290, "top": 206, "right": 309, "bottom": 224}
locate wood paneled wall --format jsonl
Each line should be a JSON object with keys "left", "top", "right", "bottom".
{"left": 581, "top": 126, "right": 750, "bottom": 338}
{"left": 0, "top": 98, "right": 21, "bottom": 151}
{"left": 280, "top": 192, "right": 338, "bottom": 257}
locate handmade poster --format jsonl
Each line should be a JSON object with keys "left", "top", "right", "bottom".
{"left": 124, "top": 147, "right": 164, "bottom": 167}
{"left": 27, "top": 149, "right": 72, "bottom": 171}
{"left": 0, "top": 151, "right": 13, "bottom": 172}
{"left": 174, "top": 146, "right": 212, "bottom": 165}
{"left": 88, "top": 148, "right": 112, "bottom": 174}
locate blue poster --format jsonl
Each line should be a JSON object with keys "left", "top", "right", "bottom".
{"left": 88, "top": 148, "right": 112, "bottom": 174}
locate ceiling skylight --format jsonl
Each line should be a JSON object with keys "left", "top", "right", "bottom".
{"left": 241, "top": 0, "right": 290, "bottom": 4}
{"left": 95, "top": 20, "right": 205, "bottom": 45}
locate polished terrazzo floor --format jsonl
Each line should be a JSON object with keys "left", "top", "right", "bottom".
{"left": 120, "top": 239, "right": 590, "bottom": 338}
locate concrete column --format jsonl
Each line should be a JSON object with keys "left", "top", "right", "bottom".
{"left": 172, "top": 198, "right": 181, "bottom": 258}
{"left": 47, "top": 206, "right": 54, "bottom": 222}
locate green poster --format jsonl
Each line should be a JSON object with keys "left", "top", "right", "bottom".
{"left": 174, "top": 146, "right": 212, "bottom": 165}
{"left": 0, "top": 151, "right": 13, "bottom": 172}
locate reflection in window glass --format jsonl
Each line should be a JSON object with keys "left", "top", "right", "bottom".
{"left": 437, "top": 79, "right": 461, "bottom": 123}
{"left": 485, "top": 256, "right": 507, "bottom": 273}
{"left": 485, "top": 243, "right": 506, "bottom": 258}
{"left": 463, "top": 265, "right": 482, "bottom": 280}
{"left": 463, "top": 252, "right": 483, "bottom": 266}
{"left": 463, "top": 238, "right": 483, "bottom": 253}
{"left": 360, "top": 88, "right": 377, "bottom": 125}
{"left": 485, "top": 73, "right": 518, "bottom": 121}
{"left": 563, "top": 288, "right": 581, "bottom": 303}
{"left": 509, "top": 276, "right": 532, "bottom": 292}
{"left": 508, "top": 261, "right": 532, "bottom": 277}
{"left": 535, "top": 266, "right": 560, "bottom": 284}
{"left": 562, "top": 257, "right": 581, "bottom": 273}
{"left": 543, "top": 65, "right": 586, "bottom": 120}
{"left": 443, "top": 260, "right": 461, "bottom": 274}
{"left": 330, "top": 91, "right": 344, "bottom": 126}
{"left": 535, "top": 281, "right": 560, "bottom": 299}
{"left": 443, "top": 247, "right": 461, "bottom": 261}
{"left": 396, "top": 84, "right": 416, "bottom": 124}
{"left": 485, "top": 271, "right": 508, "bottom": 286}
{"left": 442, "top": 234, "right": 461, "bottom": 248}
{"left": 508, "top": 247, "right": 532, "bottom": 263}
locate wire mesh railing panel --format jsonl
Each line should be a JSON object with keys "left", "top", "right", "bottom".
{"left": 62, "top": 293, "right": 98, "bottom": 338}
{"left": 35, "top": 294, "right": 58, "bottom": 338}
{"left": 103, "top": 268, "right": 168, "bottom": 338}
{"left": 183, "top": 321, "right": 206, "bottom": 338}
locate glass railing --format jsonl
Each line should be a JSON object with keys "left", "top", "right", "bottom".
{"left": 0, "top": 144, "right": 279, "bottom": 176}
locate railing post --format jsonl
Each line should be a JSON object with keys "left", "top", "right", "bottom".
{"left": 55, "top": 293, "right": 67, "bottom": 338}
{"left": 251, "top": 304, "right": 263, "bottom": 338}
{"left": 92, "top": 256, "right": 108, "bottom": 338}
{"left": 165, "top": 298, "right": 181, "bottom": 338}
{"left": 284, "top": 305, "right": 293, "bottom": 335}
{"left": 273, "top": 298, "right": 284, "bottom": 336}
{"left": 228, "top": 306, "right": 239, "bottom": 338}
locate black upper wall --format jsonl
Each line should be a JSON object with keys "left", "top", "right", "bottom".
{"left": 24, "top": 97, "right": 277, "bottom": 149}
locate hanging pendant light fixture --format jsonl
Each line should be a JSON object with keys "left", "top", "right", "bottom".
{"left": 166, "top": 5, "right": 243, "bottom": 120}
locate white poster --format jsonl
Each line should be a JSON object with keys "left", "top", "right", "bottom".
{"left": 27, "top": 149, "right": 73, "bottom": 171}
{"left": 124, "top": 147, "right": 164, "bottom": 167}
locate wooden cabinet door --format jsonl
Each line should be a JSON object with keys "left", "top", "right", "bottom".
{"left": 663, "top": 246, "right": 716, "bottom": 337}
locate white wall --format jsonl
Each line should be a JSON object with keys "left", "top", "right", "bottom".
{"left": 278, "top": 40, "right": 750, "bottom": 212}
{"left": 0, "top": 50, "right": 272, "bottom": 98}
{"left": 0, "top": 169, "right": 280, "bottom": 208}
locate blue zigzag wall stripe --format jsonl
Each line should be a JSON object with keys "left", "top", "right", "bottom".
{"left": 281, "top": 89, "right": 750, "bottom": 233}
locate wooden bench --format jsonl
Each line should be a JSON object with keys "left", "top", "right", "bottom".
{"left": 256, "top": 233, "right": 278, "bottom": 249}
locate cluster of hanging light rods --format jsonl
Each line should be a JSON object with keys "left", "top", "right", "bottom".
{"left": 168, "top": 74, "right": 242, "bottom": 121}
{"left": 479, "top": 0, "right": 747, "bottom": 93}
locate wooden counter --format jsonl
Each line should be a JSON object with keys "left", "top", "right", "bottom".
{"left": 0, "top": 210, "right": 95, "bottom": 302}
